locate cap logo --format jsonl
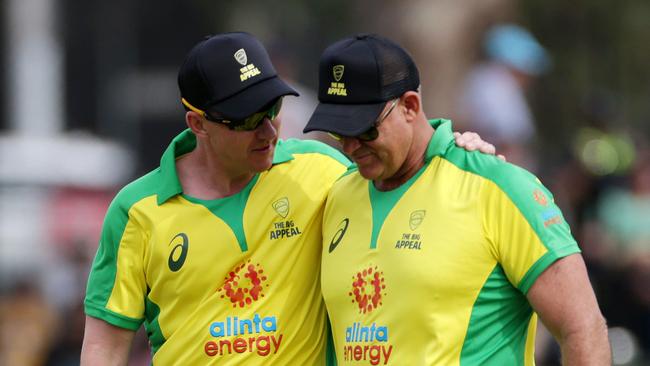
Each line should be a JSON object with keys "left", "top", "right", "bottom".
{"left": 234, "top": 48, "right": 261, "bottom": 82}
{"left": 328, "top": 64, "right": 348, "bottom": 96}
{"left": 234, "top": 48, "right": 248, "bottom": 65}
{"left": 333, "top": 65, "right": 344, "bottom": 81}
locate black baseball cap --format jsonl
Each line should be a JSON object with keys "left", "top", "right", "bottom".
{"left": 178, "top": 32, "right": 298, "bottom": 121}
{"left": 303, "top": 33, "right": 420, "bottom": 136}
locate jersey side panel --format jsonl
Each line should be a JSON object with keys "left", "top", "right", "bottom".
{"left": 85, "top": 170, "right": 161, "bottom": 330}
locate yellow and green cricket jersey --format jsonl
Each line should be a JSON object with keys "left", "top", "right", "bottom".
{"left": 321, "top": 120, "right": 580, "bottom": 366}
{"left": 85, "top": 130, "right": 348, "bottom": 365}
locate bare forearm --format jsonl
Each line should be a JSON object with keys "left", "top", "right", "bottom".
{"left": 558, "top": 316, "right": 611, "bottom": 366}
{"left": 81, "top": 341, "right": 131, "bottom": 366}
{"left": 528, "top": 255, "right": 611, "bottom": 365}
{"left": 80, "top": 316, "right": 135, "bottom": 366}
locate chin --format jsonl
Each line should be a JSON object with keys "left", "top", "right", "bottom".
{"left": 251, "top": 158, "right": 274, "bottom": 173}
{"left": 357, "top": 165, "right": 382, "bottom": 181}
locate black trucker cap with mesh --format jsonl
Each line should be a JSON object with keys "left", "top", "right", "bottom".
{"left": 178, "top": 32, "right": 298, "bottom": 121}
{"left": 303, "top": 33, "right": 420, "bottom": 136}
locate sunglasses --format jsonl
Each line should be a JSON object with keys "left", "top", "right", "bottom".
{"left": 328, "top": 98, "right": 399, "bottom": 142}
{"left": 181, "top": 97, "right": 283, "bottom": 131}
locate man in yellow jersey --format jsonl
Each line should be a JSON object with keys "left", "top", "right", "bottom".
{"left": 80, "top": 32, "right": 348, "bottom": 365}
{"left": 80, "top": 32, "right": 495, "bottom": 365}
{"left": 304, "top": 34, "right": 611, "bottom": 365}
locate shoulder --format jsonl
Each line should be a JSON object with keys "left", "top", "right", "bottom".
{"left": 440, "top": 145, "right": 547, "bottom": 205}
{"left": 329, "top": 165, "right": 364, "bottom": 196}
{"left": 107, "top": 169, "right": 161, "bottom": 217}
{"left": 277, "top": 138, "right": 350, "bottom": 167}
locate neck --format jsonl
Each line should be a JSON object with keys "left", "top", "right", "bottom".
{"left": 177, "top": 145, "right": 255, "bottom": 200}
{"left": 374, "top": 121, "right": 434, "bottom": 192}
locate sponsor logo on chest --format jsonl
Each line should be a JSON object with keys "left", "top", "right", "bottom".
{"left": 269, "top": 197, "right": 302, "bottom": 240}
{"left": 206, "top": 260, "right": 283, "bottom": 358}
{"left": 217, "top": 260, "right": 269, "bottom": 308}
{"left": 342, "top": 264, "right": 393, "bottom": 364}
{"left": 394, "top": 210, "right": 426, "bottom": 250}
{"left": 344, "top": 322, "right": 393, "bottom": 365}
{"left": 205, "top": 314, "right": 283, "bottom": 358}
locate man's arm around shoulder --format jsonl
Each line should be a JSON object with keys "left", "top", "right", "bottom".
{"left": 81, "top": 315, "right": 136, "bottom": 366}
{"left": 527, "top": 254, "right": 611, "bottom": 365}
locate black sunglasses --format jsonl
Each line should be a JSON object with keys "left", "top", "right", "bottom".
{"left": 328, "top": 98, "right": 398, "bottom": 142}
{"left": 182, "top": 97, "right": 283, "bottom": 131}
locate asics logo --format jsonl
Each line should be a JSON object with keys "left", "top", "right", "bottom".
{"left": 328, "top": 218, "right": 349, "bottom": 253}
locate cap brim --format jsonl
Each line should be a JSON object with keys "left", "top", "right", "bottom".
{"left": 210, "top": 76, "right": 299, "bottom": 120}
{"left": 303, "top": 102, "right": 385, "bottom": 136}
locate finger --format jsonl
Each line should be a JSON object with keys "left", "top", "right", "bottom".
{"left": 478, "top": 143, "right": 496, "bottom": 155}
{"left": 498, "top": 154, "right": 506, "bottom": 161}
{"left": 453, "top": 132, "right": 466, "bottom": 146}
{"left": 456, "top": 139, "right": 469, "bottom": 147}
{"left": 462, "top": 132, "right": 479, "bottom": 141}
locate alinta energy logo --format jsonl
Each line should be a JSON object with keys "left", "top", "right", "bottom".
{"left": 533, "top": 188, "right": 562, "bottom": 228}
{"left": 218, "top": 260, "right": 269, "bottom": 308}
{"left": 533, "top": 189, "right": 548, "bottom": 206}
{"left": 349, "top": 265, "right": 387, "bottom": 314}
{"left": 344, "top": 265, "right": 393, "bottom": 364}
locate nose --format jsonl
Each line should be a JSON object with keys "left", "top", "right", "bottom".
{"left": 255, "top": 117, "right": 277, "bottom": 140}
{"left": 341, "top": 136, "right": 361, "bottom": 156}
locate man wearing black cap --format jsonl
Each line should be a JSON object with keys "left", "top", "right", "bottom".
{"left": 80, "top": 32, "right": 496, "bottom": 365}
{"left": 306, "top": 34, "right": 611, "bottom": 365}
{"left": 80, "top": 32, "right": 350, "bottom": 365}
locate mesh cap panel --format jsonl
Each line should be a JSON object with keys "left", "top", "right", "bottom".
{"left": 370, "top": 36, "right": 420, "bottom": 100}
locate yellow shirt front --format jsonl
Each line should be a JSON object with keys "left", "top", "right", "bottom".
{"left": 85, "top": 130, "right": 348, "bottom": 365}
{"left": 321, "top": 120, "right": 580, "bottom": 365}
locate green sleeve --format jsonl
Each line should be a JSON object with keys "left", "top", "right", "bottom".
{"left": 84, "top": 180, "right": 154, "bottom": 330}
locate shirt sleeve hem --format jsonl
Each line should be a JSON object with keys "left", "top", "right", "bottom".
{"left": 518, "top": 244, "right": 582, "bottom": 294}
{"left": 84, "top": 300, "right": 143, "bottom": 331}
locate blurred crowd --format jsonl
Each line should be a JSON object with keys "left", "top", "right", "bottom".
{"left": 1, "top": 2, "right": 649, "bottom": 366}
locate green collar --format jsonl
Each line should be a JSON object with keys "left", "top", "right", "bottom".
{"left": 156, "top": 129, "right": 295, "bottom": 204}
{"left": 341, "top": 118, "right": 454, "bottom": 177}
{"left": 425, "top": 118, "right": 454, "bottom": 161}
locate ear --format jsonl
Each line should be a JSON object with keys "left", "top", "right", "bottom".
{"left": 400, "top": 91, "right": 421, "bottom": 122}
{"left": 185, "top": 111, "right": 208, "bottom": 137}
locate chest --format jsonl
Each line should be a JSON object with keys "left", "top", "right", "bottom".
{"left": 322, "top": 171, "right": 496, "bottom": 307}
{"left": 139, "top": 170, "right": 330, "bottom": 303}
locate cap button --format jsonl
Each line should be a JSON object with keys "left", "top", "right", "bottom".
{"left": 355, "top": 33, "right": 371, "bottom": 40}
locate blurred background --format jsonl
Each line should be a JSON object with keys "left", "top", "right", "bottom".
{"left": 1, "top": 0, "right": 648, "bottom": 365}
